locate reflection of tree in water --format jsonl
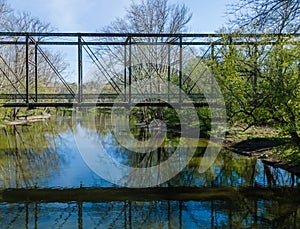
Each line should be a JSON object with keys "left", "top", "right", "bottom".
{"left": 82, "top": 111, "right": 179, "bottom": 168}
{"left": 81, "top": 111, "right": 299, "bottom": 188}
{"left": 0, "top": 120, "right": 69, "bottom": 188}
{"left": 74, "top": 111, "right": 299, "bottom": 227}
{"left": 176, "top": 150, "right": 298, "bottom": 188}
{"left": 0, "top": 114, "right": 299, "bottom": 228}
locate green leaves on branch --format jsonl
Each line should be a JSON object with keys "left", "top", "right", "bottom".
{"left": 210, "top": 38, "right": 300, "bottom": 142}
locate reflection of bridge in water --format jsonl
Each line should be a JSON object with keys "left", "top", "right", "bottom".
{"left": 1, "top": 186, "right": 299, "bottom": 228}
{"left": 0, "top": 32, "right": 292, "bottom": 108}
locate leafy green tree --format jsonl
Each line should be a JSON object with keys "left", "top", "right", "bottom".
{"left": 211, "top": 38, "right": 300, "bottom": 144}
{"left": 223, "top": 0, "right": 300, "bottom": 145}
{"left": 264, "top": 43, "right": 300, "bottom": 142}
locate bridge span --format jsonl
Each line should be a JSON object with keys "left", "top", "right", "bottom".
{"left": 0, "top": 32, "right": 293, "bottom": 108}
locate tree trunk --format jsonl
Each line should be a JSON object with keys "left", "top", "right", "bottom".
{"left": 290, "top": 131, "right": 300, "bottom": 146}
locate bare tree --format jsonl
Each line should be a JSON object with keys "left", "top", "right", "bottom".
{"left": 86, "top": 0, "right": 193, "bottom": 97}
{"left": 78, "top": 0, "right": 197, "bottom": 131}
{"left": 103, "top": 0, "right": 192, "bottom": 34}
{"left": 0, "top": 0, "right": 67, "bottom": 118}
{"left": 0, "top": 0, "right": 10, "bottom": 23}
{"left": 227, "top": 0, "right": 300, "bottom": 33}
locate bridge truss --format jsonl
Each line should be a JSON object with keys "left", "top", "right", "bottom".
{"left": 0, "top": 32, "right": 298, "bottom": 108}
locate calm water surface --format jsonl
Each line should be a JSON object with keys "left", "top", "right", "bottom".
{"left": 0, "top": 114, "right": 299, "bottom": 228}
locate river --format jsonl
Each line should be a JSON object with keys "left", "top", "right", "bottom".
{"left": 0, "top": 113, "right": 299, "bottom": 228}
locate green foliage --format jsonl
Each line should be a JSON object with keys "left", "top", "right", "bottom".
{"left": 273, "top": 143, "right": 300, "bottom": 163}
{"left": 210, "top": 37, "right": 300, "bottom": 144}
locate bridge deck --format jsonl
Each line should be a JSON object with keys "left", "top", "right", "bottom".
{"left": 0, "top": 93, "right": 210, "bottom": 107}
{"left": 0, "top": 93, "right": 206, "bottom": 100}
{"left": 0, "top": 102, "right": 209, "bottom": 108}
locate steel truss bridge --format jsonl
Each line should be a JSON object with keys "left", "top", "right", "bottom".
{"left": 0, "top": 32, "right": 298, "bottom": 108}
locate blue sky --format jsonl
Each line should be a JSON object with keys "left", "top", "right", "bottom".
{"left": 8, "top": 0, "right": 231, "bottom": 33}
{"left": 7, "top": 0, "right": 232, "bottom": 82}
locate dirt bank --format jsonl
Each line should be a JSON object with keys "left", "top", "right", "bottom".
{"left": 225, "top": 125, "right": 300, "bottom": 177}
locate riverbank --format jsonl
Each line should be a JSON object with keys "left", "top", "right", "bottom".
{"left": 225, "top": 124, "right": 300, "bottom": 177}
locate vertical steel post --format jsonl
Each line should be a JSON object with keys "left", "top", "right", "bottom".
{"left": 25, "top": 35, "right": 29, "bottom": 104}
{"left": 78, "top": 35, "right": 83, "bottom": 103}
{"left": 228, "top": 36, "right": 233, "bottom": 56}
{"left": 35, "top": 43, "right": 38, "bottom": 102}
{"left": 128, "top": 36, "right": 132, "bottom": 104}
{"left": 124, "top": 44, "right": 127, "bottom": 99}
{"left": 168, "top": 44, "right": 171, "bottom": 102}
{"left": 211, "top": 45, "right": 214, "bottom": 98}
{"left": 179, "top": 36, "right": 183, "bottom": 103}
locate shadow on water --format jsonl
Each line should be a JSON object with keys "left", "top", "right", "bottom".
{"left": 0, "top": 113, "right": 299, "bottom": 228}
